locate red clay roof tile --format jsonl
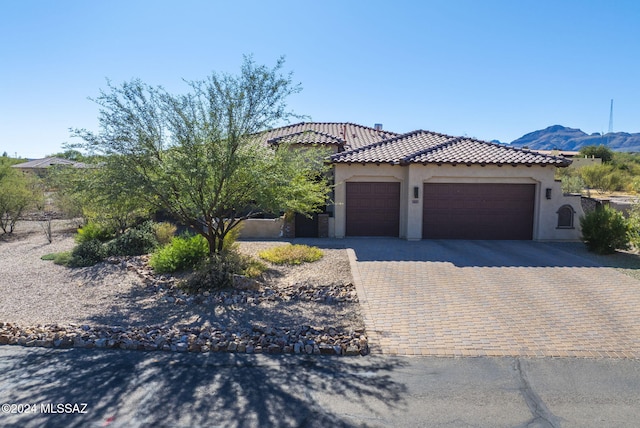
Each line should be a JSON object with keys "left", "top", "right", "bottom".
{"left": 331, "top": 130, "right": 571, "bottom": 166}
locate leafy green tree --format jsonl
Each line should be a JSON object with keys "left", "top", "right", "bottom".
{"left": 71, "top": 57, "right": 329, "bottom": 254}
{"left": 49, "top": 162, "right": 153, "bottom": 233}
{"left": 0, "top": 168, "right": 43, "bottom": 233}
{"left": 47, "top": 149, "right": 87, "bottom": 162}
{"left": 579, "top": 145, "right": 614, "bottom": 163}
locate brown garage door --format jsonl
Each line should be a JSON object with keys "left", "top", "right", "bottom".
{"left": 423, "top": 183, "right": 535, "bottom": 240}
{"left": 346, "top": 182, "right": 400, "bottom": 236}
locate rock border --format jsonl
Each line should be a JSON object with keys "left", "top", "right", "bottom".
{"left": 0, "top": 323, "right": 368, "bottom": 356}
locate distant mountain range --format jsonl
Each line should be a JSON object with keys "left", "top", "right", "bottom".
{"left": 508, "top": 125, "right": 640, "bottom": 152}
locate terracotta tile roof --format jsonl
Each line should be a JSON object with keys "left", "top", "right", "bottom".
{"left": 256, "top": 122, "right": 398, "bottom": 149}
{"left": 331, "top": 130, "right": 572, "bottom": 167}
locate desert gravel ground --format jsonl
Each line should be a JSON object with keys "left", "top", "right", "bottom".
{"left": 0, "top": 221, "right": 363, "bottom": 333}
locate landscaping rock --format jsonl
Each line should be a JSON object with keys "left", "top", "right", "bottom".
{"left": 0, "top": 252, "right": 369, "bottom": 359}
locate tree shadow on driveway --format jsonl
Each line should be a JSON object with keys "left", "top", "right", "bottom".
{"left": 0, "top": 346, "right": 407, "bottom": 427}
{"left": 291, "top": 237, "right": 640, "bottom": 270}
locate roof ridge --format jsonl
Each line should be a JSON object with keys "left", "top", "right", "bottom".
{"left": 465, "top": 137, "right": 573, "bottom": 162}
{"left": 334, "top": 129, "right": 417, "bottom": 157}
{"left": 296, "top": 121, "right": 400, "bottom": 136}
{"left": 267, "top": 129, "right": 346, "bottom": 144}
{"left": 400, "top": 132, "right": 462, "bottom": 163}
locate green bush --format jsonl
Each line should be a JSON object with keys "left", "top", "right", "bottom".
{"left": 580, "top": 206, "right": 630, "bottom": 254}
{"left": 153, "top": 222, "right": 177, "bottom": 246}
{"left": 76, "top": 222, "right": 115, "bottom": 244}
{"left": 258, "top": 244, "right": 323, "bottom": 265}
{"left": 106, "top": 221, "right": 158, "bottom": 256}
{"left": 223, "top": 223, "right": 243, "bottom": 250}
{"left": 69, "top": 239, "right": 107, "bottom": 267}
{"left": 149, "top": 234, "right": 209, "bottom": 273}
{"left": 181, "top": 249, "right": 267, "bottom": 293}
{"left": 626, "top": 204, "right": 640, "bottom": 250}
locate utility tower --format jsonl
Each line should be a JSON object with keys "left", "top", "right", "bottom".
{"left": 606, "top": 99, "right": 614, "bottom": 145}
{"left": 608, "top": 99, "right": 614, "bottom": 134}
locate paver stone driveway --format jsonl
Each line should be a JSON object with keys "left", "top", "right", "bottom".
{"left": 345, "top": 239, "right": 640, "bottom": 358}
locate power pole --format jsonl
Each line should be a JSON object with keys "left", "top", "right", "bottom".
{"left": 607, "top": 99, "right": 613, "bottom": 145}
{"left": 608, "top": 99, "right": 614, "bottom": 134}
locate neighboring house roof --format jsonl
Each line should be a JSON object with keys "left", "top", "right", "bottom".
{"left": 257, "top": 122, "right": 398, "bottom": 150}
{"left": 530, "top": 150, "right": 580, "bottom": 158}
{"left": 11, "top": 157, "right": 88, "bottom": 169}
{"left": 331, "top": 130, "right": 572, "bottom": 167}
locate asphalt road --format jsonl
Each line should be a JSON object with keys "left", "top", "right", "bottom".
{"left": 1, "top": 346, "right": 639, "bottom": 427}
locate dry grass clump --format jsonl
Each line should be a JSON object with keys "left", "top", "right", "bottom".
{"left": 258, "top": 244, "right": 323, "bottom": 265}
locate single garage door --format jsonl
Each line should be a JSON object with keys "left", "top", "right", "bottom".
{"left": 423, "top": 183, "right": 535, "bottom": 240}
{"left": 346, "top": 182, "right": 400, "bottom": 236}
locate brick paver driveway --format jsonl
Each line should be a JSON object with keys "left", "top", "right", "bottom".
{"left": 345, "top": 239, "right": 640, "bottom": 358}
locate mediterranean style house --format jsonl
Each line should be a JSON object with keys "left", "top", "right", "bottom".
{"left": 253, "top": 122, "right": 583, "bottom": 241}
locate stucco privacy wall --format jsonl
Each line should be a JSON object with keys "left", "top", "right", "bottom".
{"left": 333, "top": 163, "right": 584, "bottom": 241}
{"left": 238, "top": 218, "right": 284, "bottom": 239}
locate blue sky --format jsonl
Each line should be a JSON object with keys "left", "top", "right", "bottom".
{"left": 2, "top": 0, "right": 639, "bottom": 158}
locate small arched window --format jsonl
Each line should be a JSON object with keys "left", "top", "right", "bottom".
{"left": 557, "top": 205, "right": 575, "bottom": 229}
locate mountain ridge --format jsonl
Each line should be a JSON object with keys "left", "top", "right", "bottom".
{"left": 509, "top": 125, "right": 640, "bottom": 152}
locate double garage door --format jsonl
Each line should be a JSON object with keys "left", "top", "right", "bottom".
{"left": 346, "top": 182, "right": 535, "bottom": 240}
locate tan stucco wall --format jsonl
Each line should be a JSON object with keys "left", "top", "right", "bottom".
{"left": 333, "top": 163, "right": 583, "bottom": 241}
{"left": 568, "top": 157, "right": 601, "bottom": 169}
{"left": 238, "top": 218, "right": 284, "bottom": 239}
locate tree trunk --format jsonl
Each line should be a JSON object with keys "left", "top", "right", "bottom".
{"left": 205, "top": 234, "right": 217, "bottom": 256}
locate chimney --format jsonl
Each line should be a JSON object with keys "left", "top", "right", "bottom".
{"left": 374, "top": 123, "right": 383, "bottom": 131}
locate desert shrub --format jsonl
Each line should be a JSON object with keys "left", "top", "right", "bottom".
{"left": 149, "top": 233, "right": 208, "bottom": 273}
{"left": 579, "top": 164, "right": 625, "bottom": 194}
{"left": 76, "top": 222, "right": 115, "bottom": 244}
{"left": 243, "top": 257, "right": 268, "bottom": 278}
{"left": 626, "top": 204, "right": 640, "bottom": 250}
{"left": 580, "top": 206, "right": 629, "bottom": 254}
{"left": 561, "top": 174, "right": 586, "bottom": 194}
{"left": 222, "top": 223, "right": 243, "bottom": 250}
{"left": 69, "top": 239, "right": 107, "bottom": 267}
{"left": 106, "top": 221, "right": 159, "bottom": 256}
{"left": 258, "top": 244, "right": 323, "bottom": 265}
{"left": 153, "top": 222, "right": 177, "bottom": 246}
{"left": 181, "top": 249, "right": 267, "bottom": 293}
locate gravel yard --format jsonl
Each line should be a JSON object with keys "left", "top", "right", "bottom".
{"left": 0, "top": 221, "right": 366, "bottom": 355}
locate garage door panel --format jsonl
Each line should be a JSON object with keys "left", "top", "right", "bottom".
{"left": 423, "top": 183, "right": 534, "bottom": 240}
{"left": 346, "top": 182, "right": 400, "bottom": 236}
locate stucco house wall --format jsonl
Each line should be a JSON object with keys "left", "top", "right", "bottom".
{"left": 333, "top": 163, "right": 583, "bottom": 241}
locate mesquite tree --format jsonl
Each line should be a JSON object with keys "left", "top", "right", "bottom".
{"left": 72, "top": 57, "right": 329, "bottom": 254}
